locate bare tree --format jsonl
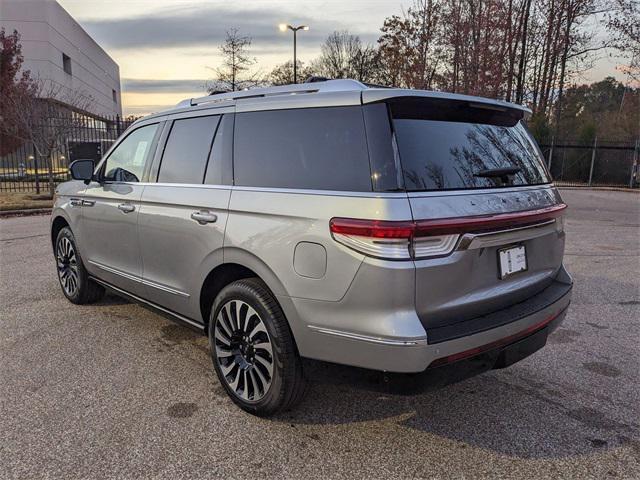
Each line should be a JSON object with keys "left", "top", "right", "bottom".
{"left": 268, "top": 60, "right": 315, "bottom": 85}
{"left": 207, "top": 29, "right": 261, "bottom": 92}
{"left": 606, "top": 0, "right": 640, "bottom": 82}
{"left": 378, "top": 1, "right": 444, "bottom": 89}
{"left": 1, "top": 28, "right": 36, "bottom": 156}
{"left": 1, "top": 77, "right": 94, "bottom": 196}
{"left": 314, "top": 31, "right": 380, "bottom": 83}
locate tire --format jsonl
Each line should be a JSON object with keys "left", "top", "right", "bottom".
{"left": 55, "top": 226, "right": 105, "bottom": 304}
{"left": 208, "top": 277, "right": 307, "bottom": 416}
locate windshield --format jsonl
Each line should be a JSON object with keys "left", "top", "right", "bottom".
{"left": 389, "top": 97, "right": 551, "bottom": 191}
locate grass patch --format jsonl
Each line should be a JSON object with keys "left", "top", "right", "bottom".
{"left": 0, "top": 192, "right": 53, "bottom": 211}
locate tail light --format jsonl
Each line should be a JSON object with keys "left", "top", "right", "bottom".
{"left": 330, "top": 203, "right": 567, "bottom": 261}
{"left": 329, "top": 218, "right": 459, "bottom": 260}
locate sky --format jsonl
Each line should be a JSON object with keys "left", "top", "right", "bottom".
{"left": 57, "top": 0, "right": 627, "bottom": 117}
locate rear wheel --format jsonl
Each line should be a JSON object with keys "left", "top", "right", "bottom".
{"left": 208, "top": 278, "right": 306, "bottom": 416}
{"left": 55, "top": 227, "right": 104, "bottom": 304}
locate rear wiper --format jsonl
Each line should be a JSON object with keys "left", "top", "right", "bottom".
{"left": 474, "top": 167, "right": 521, "bottom": 178}
{"left": 474, "top": 167, "right": 521, "bottom": 186}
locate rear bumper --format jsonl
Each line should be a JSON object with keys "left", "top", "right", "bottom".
{"left": 283, "top": 265, "right": 572, "bottom": 373}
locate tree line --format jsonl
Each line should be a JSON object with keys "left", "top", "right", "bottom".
{"left": 210, "top": 0, "right": 639, "bottom": 141}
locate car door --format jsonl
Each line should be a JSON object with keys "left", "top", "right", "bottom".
{"left": 81, "top": 122, "right": 162, "bottom": 297}
{"left": 137, "top": 112, "right": 233, "bottom": 322}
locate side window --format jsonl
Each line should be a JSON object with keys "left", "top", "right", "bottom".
{"left": 234, "top": 106, "right": 372, "bottom": 191}
{"left": 157, "top": 115, "right": 220, "bottom": 184}
{"left": 204, "top": 113, "right": 233, "bottom": 185}
{"left": 103, "top": 124, "right": 158, "bottom": 182}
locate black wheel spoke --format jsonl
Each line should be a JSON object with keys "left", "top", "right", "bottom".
{"left": 214, "top": 299, "right": 274, "bottom": 402}
{"left": 56, "top": 237, "right": 79, "bottom": 296}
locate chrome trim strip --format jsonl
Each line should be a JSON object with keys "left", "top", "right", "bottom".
{"left": 307, "top": 325, "right": 428, "bottom": 346}
{"left": 456, "top": 219, "right": 557, "bottom": 250}
{"left": 406, "top": 184, "right": 555, "bottom": 198}
{"left": 230, "top": 185, "right": 409, "bottom": 198}
{"left": 89, "top": 276, "right": 204, "bottom": 331}
{"left": 85, "top": 183, "right": 404, "bottom": 198}
{"left": 88, "top": 260, "right": 190, "bottom": 298}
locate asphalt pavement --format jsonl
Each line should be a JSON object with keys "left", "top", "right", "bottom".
{"left": 1, "top": 188, "right": 638, "bottom": 479}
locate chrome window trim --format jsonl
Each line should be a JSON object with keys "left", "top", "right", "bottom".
{"left": 88, "top": 260, "right": 190, "bottom": 298}
{"left": 86, "top": 182, "right": 409, "bottom": 198}
{"left": 230, "top": 185, "right": 409, "bottom": 198}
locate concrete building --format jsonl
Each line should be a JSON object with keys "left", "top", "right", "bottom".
{"left": 0, "top": 0, "right": 122, "bottom": 118}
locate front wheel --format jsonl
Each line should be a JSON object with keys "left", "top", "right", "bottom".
{"left": 208, "top": 278, "right": 306, "bottom": 416}
{"left": 55, "top": 227, "right": 105, "bottom": 304}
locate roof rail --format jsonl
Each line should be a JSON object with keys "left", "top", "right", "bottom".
{"left": 176, "top": 79, "right": 368, "bottom": 108}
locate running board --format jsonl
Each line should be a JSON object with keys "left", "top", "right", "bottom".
{"left": 89, "top": 276, "right": 206, "bottom": 333}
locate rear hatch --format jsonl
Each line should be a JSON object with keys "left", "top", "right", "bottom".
{"left": 387, "top": 96, "right": 566, "bottom": 332}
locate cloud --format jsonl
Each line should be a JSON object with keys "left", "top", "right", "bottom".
{"left": 82, "top": 5, "right": 357, "bottom": 51}
{"left": 122, "top": 78, "right": 207, "bottom": 93}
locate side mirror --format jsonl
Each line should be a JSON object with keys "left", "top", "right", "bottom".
{"left": 69, "top": 159, "right": 94, "bottom": 185}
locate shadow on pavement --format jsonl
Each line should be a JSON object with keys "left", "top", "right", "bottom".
{"left": 273, "top": 358, "right": 639, "bottom": 460}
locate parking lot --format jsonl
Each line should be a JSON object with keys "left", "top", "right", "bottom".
{"left": 1, "top": 188, "right": 638, "bottom": 479}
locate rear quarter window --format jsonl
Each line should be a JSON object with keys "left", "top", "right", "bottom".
{"left": 389, "top": 98, "right": 551, "bottom": 191}
{"left": 234, "top": 106, "right": 373, "bottom": 191}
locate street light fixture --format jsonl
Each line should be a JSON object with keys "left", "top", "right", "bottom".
{"left": 278, "top": 24, "right": 309, "bottom": 84}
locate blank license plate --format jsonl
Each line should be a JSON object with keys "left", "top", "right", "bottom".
{"left": 498, "top": 245, "right": 527, "bottom": 279}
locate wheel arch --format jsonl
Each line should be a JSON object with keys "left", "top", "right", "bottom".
{"left": 199, "top": 248, "right": 290, "bottom": 332}
{"left": 51, "top": 214, "right": 70, "bottom": 250}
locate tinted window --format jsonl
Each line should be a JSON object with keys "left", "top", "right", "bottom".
{"left": 158, "top": 115, "right": 220, "bottom": 184}
{"left": 234, "top": 107, "right": 372, "bottom": 191}
{"left": 103, "top": 123, "right": 158, "bottom": 182}
{"left": 362, "top": 103, "right": 402, "bottom": 191}
{"left": 390, "top": 98, "right": 551, "bottom": 191}
{"left": 204, "top": 114, "right": 233, "bottom": 186}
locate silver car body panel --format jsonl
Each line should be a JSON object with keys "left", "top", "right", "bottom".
{"left": 52, "top": 80, "right": 572, "bottom": 374}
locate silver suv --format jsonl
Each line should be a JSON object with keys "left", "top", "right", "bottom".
{"left": 52, "top": 79, "right": 572, "bottom": 416}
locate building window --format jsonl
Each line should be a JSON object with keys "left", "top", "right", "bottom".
{"left": 62, "top": 53, "right": 72, "bottom": 75}
{"left": 112, "top": 89, "right": 117, "bottom": 103}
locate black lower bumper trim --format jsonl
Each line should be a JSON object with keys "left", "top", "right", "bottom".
{"left": 425, "top": 279, "right": 572, "bottom": 345}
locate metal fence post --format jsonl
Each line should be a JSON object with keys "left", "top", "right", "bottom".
{"left": 631, "top": 138, "right": 639, "bottom": 188}
{"left": 32, "top": 143, "right": 40, "bottom": 195}
{"left": 588, "top": 136, "right": 597, "bottom": 187}
{"left": 547, "top": 136, "right": 554, "bottom": 171}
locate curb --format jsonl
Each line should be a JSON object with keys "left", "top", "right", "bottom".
{"left": 0, "top": 208, "right": 52, "bottom": 218}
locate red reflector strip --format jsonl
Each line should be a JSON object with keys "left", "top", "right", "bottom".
{"left": 330, "top": 203, "right": 566, "bottom": 239}
{"left": 428, "top": 308, "right": 565, "bottom": 368}
{"left": 329, "top": 218, "right": 415, "bottom": 238}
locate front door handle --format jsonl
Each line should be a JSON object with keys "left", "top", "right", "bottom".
{"left": 190, "top": 211, "right": 218, "bottom": 225}
{"left": 118, "top": 203, "right": 135, "bottom": 213}
{"left": 82, "top": 199, "right": 95, "bottom": 207}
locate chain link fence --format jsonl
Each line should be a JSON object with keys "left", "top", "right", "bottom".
{"left": 0, "top": 115, "right": 136, "bottom": 194}
{"left": 539, "top": 138, "right": 640, "bottom": 188}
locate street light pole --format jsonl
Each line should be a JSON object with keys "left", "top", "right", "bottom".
{"left": 279, "top": 24, "right": 309, "bottom": 84}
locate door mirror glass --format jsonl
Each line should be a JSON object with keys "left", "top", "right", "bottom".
{"left": 69, "top": 159, "right": 94, "bottom": 184}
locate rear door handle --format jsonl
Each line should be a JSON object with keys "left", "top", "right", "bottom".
{"left": 190, "top": 211, "right": 218, "bottom": 225}
{"left": 118, "top": 203, "right": 135, "bottom": 213}
{"left": 82, "top": 199, "right": 95, "bottom": 207}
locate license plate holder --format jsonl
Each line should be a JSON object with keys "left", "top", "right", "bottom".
{"left": 498, "top": 245, "right": 527, "bottom": 279}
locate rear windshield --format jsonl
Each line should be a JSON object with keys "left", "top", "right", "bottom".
{"left": 389, "top": 98, "right": 551, "bottom": 191}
